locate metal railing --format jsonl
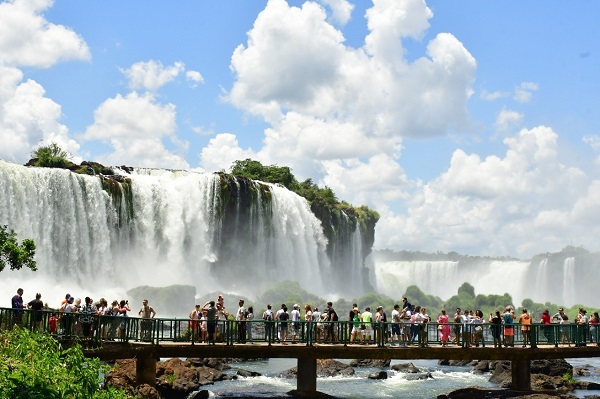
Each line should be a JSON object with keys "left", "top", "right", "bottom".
{"left": 1, "top": 307, "right": 597, "bottom": 348}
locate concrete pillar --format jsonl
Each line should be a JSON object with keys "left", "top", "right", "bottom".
{"left": 136, "top": 354, "right": 157, "bottom": 387}
{"left": 297, "top": 357, "right": 317, "bottom": 394}
{"left": 511, "top": 359, "right": 531, "bottom": 391}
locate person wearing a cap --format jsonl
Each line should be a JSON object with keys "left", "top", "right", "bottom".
{"left": 349, "top": 307, "right": 362, "bottom": 344}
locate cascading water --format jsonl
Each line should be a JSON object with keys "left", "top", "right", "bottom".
{"left": 0, "top": 161, "right": 348, "bottom": 305}
{"left": 563, "top": 257, "right": 575, "bottom": 306}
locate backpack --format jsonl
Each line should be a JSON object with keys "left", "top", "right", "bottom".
{"left": 381, "top": 312, "right": 387, "bottom": 323}
{"left": 263, "top": 310, "right": 273, "bottom": 321}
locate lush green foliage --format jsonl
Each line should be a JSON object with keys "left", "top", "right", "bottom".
{"left": 230, "top": 159, "right": 378, "bottom": 220}
{"left": 230, "top": 159, "right": 296, "bottom": 189}
{"left": 259, "top": 281, "right": 325, "bottom": 311}
{"left": 30, "top": 142, "right": 70, "bottom": 168}
{"left": 0, "top": 328, "right": 131, "bottom": 399}
{"left": 0, "top": 225, "right": 36, "bottom": 273}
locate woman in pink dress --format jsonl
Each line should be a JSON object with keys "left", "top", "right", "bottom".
{"left": 438, "top": 309, "right": 451, "bottom": 346}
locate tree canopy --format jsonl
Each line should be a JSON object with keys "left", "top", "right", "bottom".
{"left": 230, "top": 159, "right": 376, "bottom": 215}
{"left": 0, "top": 225, "right": 36, "bottom": 273}
{"left": 30, "top": 142, "right": 70, "bottom": 168}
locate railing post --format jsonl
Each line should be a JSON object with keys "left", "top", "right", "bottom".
{"left": 530, "top": 324, "right": 537, "bottom": 348}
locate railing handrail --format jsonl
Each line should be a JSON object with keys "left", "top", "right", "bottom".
{"left": 1, "top": 306, "right": 596, "bottom": 349}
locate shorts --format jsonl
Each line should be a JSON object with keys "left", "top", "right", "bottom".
{"left": 207, "top": 320, "right": 216, "bottom": 334}
{"left": 504, "top": 327, "right": 514, "bottom": 336}
{"left": 391, "top": 324, "right": 401, "bottom": 336}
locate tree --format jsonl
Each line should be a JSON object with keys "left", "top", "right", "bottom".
{"left": 30, "top": 142, "right": 70, "bottom": 168}
{"left": 0, "top": 225, "right": 36, "bottom": 272}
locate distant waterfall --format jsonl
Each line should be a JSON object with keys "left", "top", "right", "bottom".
{"left": 563, "top": 257, "right": 575, "bottom": 306}
{"left": 0, "top": 161, "right": 341, "bottom": 302}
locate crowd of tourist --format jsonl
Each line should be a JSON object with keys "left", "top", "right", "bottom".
{"left": 8, "top": 288, "right": 156, "bottom": 341}
{"left": 7, "top": 288, "right": 600, "bottom": 347}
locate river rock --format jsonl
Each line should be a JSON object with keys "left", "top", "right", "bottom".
{"left": 531, "top": 359, "right": 573, "bottom": 376}
{"left": 279, "top": 359, "right": 355, "bottom": 378}
{"left": 404, "top": 372, "right": 433, "bottom": 380}
{"left": 137, "top": 384, "right": 162, "bottom": 399}
{"left": 237, "top": 369, "right": 262, "bottom": 377}
{"left": 188, "top": 391, "right": 210, "bottom": 399}
{"left": 105, "top": 357, "right": 229, "bottom": 399}
{"left": 489, "top": 360, "right": 575, "bottom": 390}
{"left": 350, "top": 359, "right": 391, "bottom": 367}
{"left": 472, "top": 360, "right": 490, "bottom": 374}
{"left": 368, "top": 371, "right": 388, "bottom": 379}
{"left": 391, "top": 362, "right": 421, "bottom": 373}
{"left": 438, "top": 387, "right": 580, "bottom": 399}
{"left": 438, "top": 359, "right": 473, "bottom": 366}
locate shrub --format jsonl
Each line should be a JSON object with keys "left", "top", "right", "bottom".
{"left": 0, "top": 328, "right": 131, "bottom": 398}
{"left": 31, "top": 142, "right": 70, "bottom": 168}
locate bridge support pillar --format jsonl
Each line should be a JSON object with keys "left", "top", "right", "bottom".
{"left": 296, "top": 357, "right": 317, "bottom": 394}
{"left": 511, "top": 359, "right": 531, "bottom": 391}
{"left": 136, "top": 353, "right": 157, "bottom": 387}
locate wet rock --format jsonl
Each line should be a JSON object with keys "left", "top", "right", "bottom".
{"left": 531, "top": 359, "right": 573, "bottom": 376}
{"left": 279, "top": 359, "right": 354, "bottom": 378}
{"left": 404, "top": 372, "right": 434, "bottom": 380}
{"left": 438, "top": 359, "right": 472, "bottom": 366}
{"left": 236, "top": 369, "right": 262, "bottom": 377}
{"left": 437, "top": 387, "right": 579, "bottom": 399}
{"left": 105, "top": 357, "right": 229, "bottom": 399}
{"left": 188, "top": 391, "right": 210, "bottom": 399}
{"left": 350, "top": 359, "right": 391, "bottom": 367}
{"left": 391, "top": 362, "right": 421, "bottom": 373}
{"left": 473, "top": 360, "right": 490, "bottom": 374}
{"left": 368, "top": 371, "right": 388, "bottom": 379}
{"left": 575, "top": 380, "right": 600, "bottom": 390}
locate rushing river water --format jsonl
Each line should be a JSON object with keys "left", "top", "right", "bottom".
{"left": 178, "top": 357, "right": 596, "bottom": 399}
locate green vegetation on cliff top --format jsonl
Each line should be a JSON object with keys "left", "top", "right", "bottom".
{"left": 230, "top": 158, "right": 379, "bottom": 224}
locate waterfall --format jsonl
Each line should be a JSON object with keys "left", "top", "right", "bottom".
{"left": 372, "top": 259, "right": 530, "bottom": 304}
{"left": 0, "top": 161, "right": 337, "bottom": 305}
{"left": 563, "top": 257, "right": 575, "bottom": 306}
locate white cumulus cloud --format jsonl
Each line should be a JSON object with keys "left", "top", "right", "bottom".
{"left": 82, "top": 92, "right": 188, "bottom": 168}
{"left": 495, "top": 109, "right": 523, "bottom": 132}
{"left": 0, "top": 0, "right": 90, "bottom": 68}
{"left": 0, "top": 65, "right": 80, "bottom": 163}
{"left": 121, "top": 60, "right": 185, "bottom": 92}
{"left": 317, "top": 0, "right": 354, "bottom": 25}
{"left": 375, "top": 126, "right": 593, "bottom": 257}
{"left": 513, "top": 81, "right": 539, "bottom": 103}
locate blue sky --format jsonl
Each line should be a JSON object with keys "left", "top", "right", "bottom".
{"left": 1, "top": 0, "right": 599, "bottom": 258}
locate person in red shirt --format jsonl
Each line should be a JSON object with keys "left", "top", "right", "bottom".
{"left": 49, "top": 313, "right": 58, "bottom": 334}
{"left": 540, "top": 309, "right": 553, "bottom": 343}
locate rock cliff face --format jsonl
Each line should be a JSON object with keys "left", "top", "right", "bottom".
{"left": 215, "top": 173, "right": 378, "bottom": 295}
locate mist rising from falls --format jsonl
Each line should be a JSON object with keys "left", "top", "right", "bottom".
{"left": 1, "top": 161, "right": 365, "bottom": 305}
{"left": 372, "top": 254, "right": 595, "bottom": 307}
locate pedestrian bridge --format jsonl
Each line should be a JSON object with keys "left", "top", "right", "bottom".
{"left": 2, "top": 307, "right": 599, "bottom": 396}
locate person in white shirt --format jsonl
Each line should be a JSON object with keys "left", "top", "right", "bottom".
{"left": 236, "top": 300, "right": 246, "bottom": 343}
{"left": 291, "top": 304, "right": 301, "bottom": 344}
